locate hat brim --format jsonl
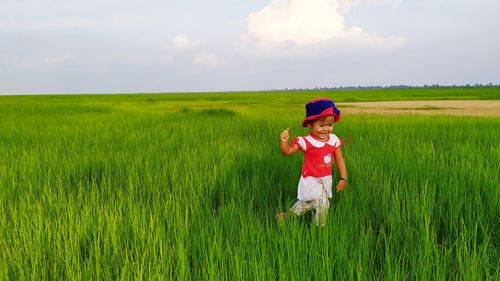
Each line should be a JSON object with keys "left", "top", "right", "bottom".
{"left": 301, "top": 108, "right": 340, "bottom": 127}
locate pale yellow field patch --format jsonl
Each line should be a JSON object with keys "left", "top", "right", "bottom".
{"left": 338, "top": 100, "right": 500, "bottom": 117}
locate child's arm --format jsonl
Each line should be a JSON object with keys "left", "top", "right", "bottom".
{"left": 280, "top": 128, "right": 300, "bottom": 156}
{"left": 334, "top": 148, "right": 347, "bottom": 192}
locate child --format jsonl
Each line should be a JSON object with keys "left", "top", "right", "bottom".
{"left": 278, "top": 98, "right": 347, "bottom": 226}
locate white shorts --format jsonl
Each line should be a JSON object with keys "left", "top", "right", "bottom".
{"left": 296, "top": 176, "right": 333, "bottom": 202}
{"left": 290, "top": 176, "right": 331, "bottom": 226}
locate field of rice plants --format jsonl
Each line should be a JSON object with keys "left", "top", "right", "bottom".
{"left": 1, "top": 87, "right": 499, "bottom": 280}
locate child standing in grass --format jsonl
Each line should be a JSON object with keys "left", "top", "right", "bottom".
{"left": 278, "top": 98, "right": 347, "bottom": 226}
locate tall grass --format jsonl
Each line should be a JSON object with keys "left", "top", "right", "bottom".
{"left": 0, "top": 91, "right": 499, "bottom": 280}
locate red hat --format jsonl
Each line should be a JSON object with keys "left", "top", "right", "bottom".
{"left": 301, "top": 98, "right": 341, "bottom": 127}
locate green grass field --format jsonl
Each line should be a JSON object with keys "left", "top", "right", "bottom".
{"left": 1, "top": 87, "right": 499, "bottom": 280}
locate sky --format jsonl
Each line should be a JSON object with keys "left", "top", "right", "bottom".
{"left": 1, "top": 0, "right": 499, "bottom": 94}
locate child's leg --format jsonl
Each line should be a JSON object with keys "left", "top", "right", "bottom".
{"left": 277, "top": 200, "right": 314, "bottom": 223}
{"left": 290, "top": 200, "right": 314, "bottom": 216}
{"left": 314, "top": 191, "right": 330, "bottom": 226}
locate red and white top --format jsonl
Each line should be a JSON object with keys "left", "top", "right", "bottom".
{"left": 292, "top": 134, "right": 343, "bottom": 201}
{"left": 293, "top": 133, "right": 343, "bottom": 178}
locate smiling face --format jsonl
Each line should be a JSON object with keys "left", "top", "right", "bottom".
{"left": 307, "top": 115, "right": 335, "bottom": 141}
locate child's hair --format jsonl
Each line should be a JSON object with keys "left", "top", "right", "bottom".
{"left": 303, "top": 120, "right": 313, "bottom": 127}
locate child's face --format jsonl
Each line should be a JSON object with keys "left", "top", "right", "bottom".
{"left": 308, "top": 115, "right": 335, "bottom": 141}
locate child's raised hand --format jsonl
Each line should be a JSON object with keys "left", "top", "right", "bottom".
{"left": 280, "top": 128, "right": 290, "bottom": 142}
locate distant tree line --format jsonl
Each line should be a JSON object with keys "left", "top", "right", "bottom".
{"left": 272, "top": 83, "right": 499, "bottom": 92}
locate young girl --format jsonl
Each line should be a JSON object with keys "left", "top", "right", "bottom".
{"left": 278, "top": 98, "right": 347, "bottom": 226}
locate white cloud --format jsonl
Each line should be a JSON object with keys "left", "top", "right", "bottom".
{"left": 246, "top": 0, "right": 345, "bottom": 46}
{"left": 244, "top": 0, "right": 403, "bottom": 49}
